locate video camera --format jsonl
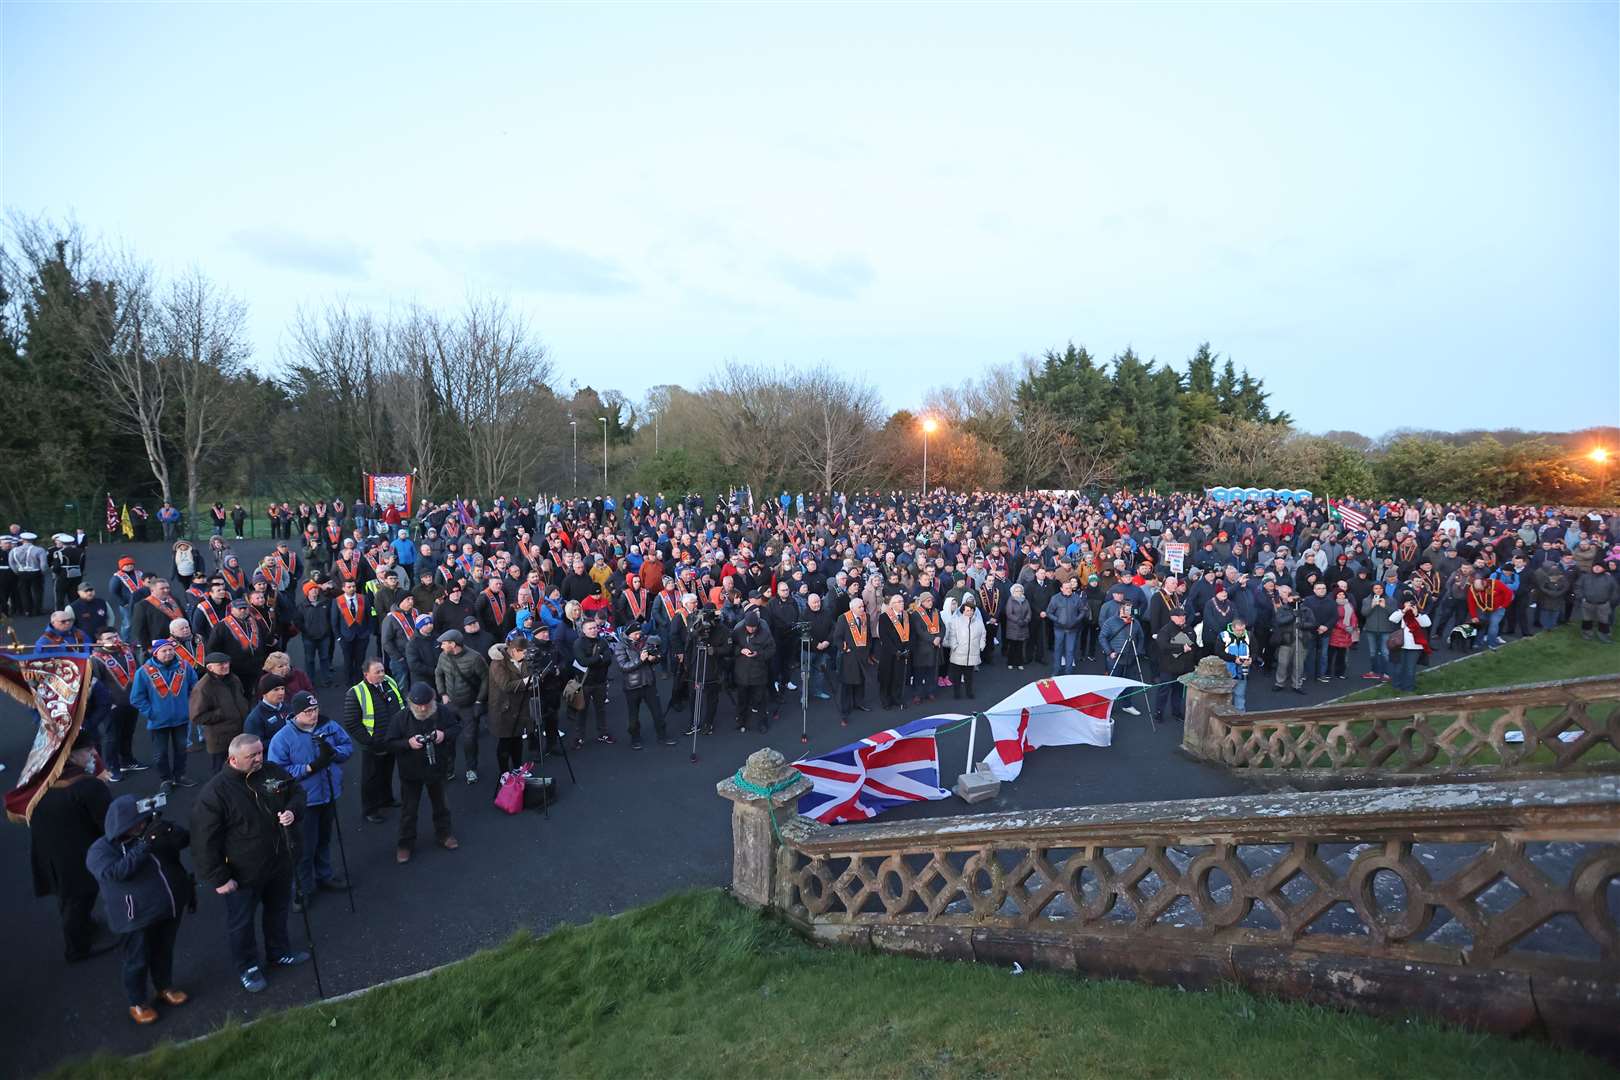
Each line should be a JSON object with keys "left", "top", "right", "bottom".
{"left": 135, "top": 791, "right": 168, "bottom": 817}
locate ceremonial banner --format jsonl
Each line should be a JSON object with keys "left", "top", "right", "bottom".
{"left": 365, "top": 472, "right": 414, "bottom": 514}
{"left": 105, "top": 493, "right": 119, "bottom": 534}
{"left": 2, "top": 653, "right": 93, "bottom": 824}
{"left": 979, "top": 676, "right": 1143, "bottom": 782}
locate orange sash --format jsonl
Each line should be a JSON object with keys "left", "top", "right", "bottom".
{"left": 843, "top": 611, "right": 867, "bottom": 649}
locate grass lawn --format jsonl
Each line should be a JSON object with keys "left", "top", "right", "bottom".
{"left": 54, "top": 890, "right": 1608, "bottom": 1080}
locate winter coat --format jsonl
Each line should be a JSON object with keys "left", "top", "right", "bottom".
{"left": 435, "top": 647, "right": 489, "bottom": 708}
{"left": 268, "top": 718, "right": 353, "bottom": 806}
{"left": 943, "top": 609, "right": 986, "bottom": 667}
{"left": 1574, "top": 569, "right": 1619, "bottom": 608}
{"left": 1154, "top": 621, "right": 1200, "bottom": 679}
{"left": 1004, "top": 597, "right": 1032, "bottom": 642}
{"left": 1533, "top": 565, "right": 1571, "bottom": 609}
{"left": 30, "top": 769, "right": 111, "bottom": 899}
{"left": 385, "top": 703, "right": 463, "bottom": 784}
{"left": 731, "top": 622, "right": 777, "bottom": 686}
{"left": 129, "top": 656, "right": 197, "bottom": 731}
{"left": 188, "top": 761, "right": 305, "bottom": 890}
{"left": 189, "top": 671, "right": 252, "bottom": 755}
{"left": 909, "top": 607, "right": 944, "bottom": 667}
{"left": 1099, "top": 615, "right": 1147, "bottom": 662}
{"left": 1359, "top": 594, "right": 1399, "bottom": 635}
{"left": 487, "top": 654, "right": 533, "bottom": 738}
{"left": 85, "top": 796, "right": 194, "bottom": 933}
{"left": 407, "top": 632, "right": 440, "bottom": 683}
{"left": 1327, "top": 600, "right": 1360, "bottom": 649}
{"left": 1044, "top": 591, "right": 1086, "bottom": 630}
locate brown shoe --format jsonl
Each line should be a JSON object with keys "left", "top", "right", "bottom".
{"left": 129, "top": 1005, "right": 158, "bottom": 1025}
{"left": 440, "top": 836, "right": 459, "bottom": 850}
{"left": 158, "top": 989, "right": 188, "bottom": 1006}
{"left": 396, "top": 847, "right": 412, "bottom": 864}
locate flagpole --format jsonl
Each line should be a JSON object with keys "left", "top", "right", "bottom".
{"left": 964, "top": 712, "right": 978, "bottom": 775}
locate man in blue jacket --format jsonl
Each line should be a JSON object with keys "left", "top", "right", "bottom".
{"left": 129, "top": 640, "right": 199, "bottom": 792}
{"left": 267, "top": 691, "right": 353, "bottom": 908}
{"left": 85, "top": 795, "right": 194, "bottom": 1024}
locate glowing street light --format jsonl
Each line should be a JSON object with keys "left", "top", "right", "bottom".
{"left": 1591, "top": 448, "right": 1610, "bottom": 464}
{"left": 920, "top": 416, "right": 940, "bottom": 493}
{"left": 599, "top": 417, "right": 609, "bottom": 487}
{"left": 1592, "top": 447, "right": 1612, "bottom": 500}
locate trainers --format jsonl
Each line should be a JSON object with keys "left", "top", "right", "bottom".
{"left": 631, "top": 741, "right": 643, "bottom": 751}
{"left": 129, "top": 1004, "right": 158, "bottom": 1024}
{"left": 464, "top": 770, "right": 478, "bottom": 785}
{"left": 596, "top": 733, "right": 615, "bottom": 744}
{"left": 396, "top": 847, "right": 412, "bottom": 864}
{"left": 158, "top": 989, "right": 188, "bottom": 1006}
{"left": 106, "top": 770, "right": 123, "bottom": 783}
{"left": 240, "top": 966, "right": 267, "bottom": 993}
{"left": 274, "top": 950, "right": 311, "bottom": 968}
{"left": 658, "top": 737, "right": 678, "bottom": 746}
{"left": 682, "top": 725, "right": 698, "bottom": 737}
{"left": 175, "top": 776, "right": 197, "bottom": 788}
{"left": 125, "top": 761, "right": 151, "bottom": 772}
{"left": 786, "top": 681, "right": 797, "bottom": 691}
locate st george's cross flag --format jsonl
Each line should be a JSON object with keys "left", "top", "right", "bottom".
{"left": 793, "top": 714, "right": 965, "bottom": 824}
{"left": 979, "top": 676, "right": 1143, "bottom": 782}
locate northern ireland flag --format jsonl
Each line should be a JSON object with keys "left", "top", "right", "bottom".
{"left": 793, "top": 714, "right": 965, "bottom": 824}
{"left": 979, "top": 676, "right": 1143, "bottom": 782}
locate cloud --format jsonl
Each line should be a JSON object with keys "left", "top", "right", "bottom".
{"left": 233, "top": 230, "right": 369, "bottom": 278}
{"left": 428, "top": 239, "right": 636, "bottom": 296}
{"left": 774, "top": 254, "right": 874, "bottom": 300}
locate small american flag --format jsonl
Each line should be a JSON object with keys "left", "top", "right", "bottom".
{"left": 794, "top": 715, "right": 957, "bottom": 824}
{"left": 1331, "top": 499, "right": 1369, "bottom": 533}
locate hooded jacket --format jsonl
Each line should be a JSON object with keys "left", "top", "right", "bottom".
{"left": 85, "top": 795, "right": 194, "bottom": 933}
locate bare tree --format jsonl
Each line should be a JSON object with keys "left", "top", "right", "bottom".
{"left": 783, "top": 370, "right": 886, "bottom": 495}
{"left": 701, "top": 361, "right": 801, "bottom": 496}
{"left": 155, "top": 269, "right": 250, "bottom": 537}
{"left": 81, "top": 258, "right": 173, "bottom": 502}
{"left": 433, "top": 297, "right": 554, "bottom": 496}
{"left": 378, "top": 308, "right": 441, "bottom": 495}
{"left": 287, "top": 301, "right": 392, "bottom": 474}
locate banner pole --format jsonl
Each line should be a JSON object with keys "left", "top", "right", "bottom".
{"left": 964, "top": 711, "right": 978, "bottom": 774}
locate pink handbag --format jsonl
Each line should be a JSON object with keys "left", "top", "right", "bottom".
{"left": 494, "top": 765, "right": 529, "bottom": 815}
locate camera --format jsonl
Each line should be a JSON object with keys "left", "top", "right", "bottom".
{"left": 135, "top": 791, "right": 168, "bottom": 816}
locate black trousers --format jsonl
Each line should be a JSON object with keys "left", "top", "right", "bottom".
{"left": 949, "top": 662, "right": 977, "bottom": 698}
{"left": 121, "top": 914, "right": 182, "bottom": 1006}
{"left": 360, "top": 749, "right": 395, "bottom": 814}
{"left": 60, "top": 889, "right": 98, "bottom": 960}
{"left": 338, "top": 639, "right": 368, "bottom": 686}
{"left": 685, "top": 681, "right": 721, "bottom": 733}
{"left": 496, "top": 736, "right": 526, "bottom": 776}
{"left": 222, "top": 867, "right": 292, "bottom": 973}
{"left": 735, "top": 683, "right": 768, "bottom": 729}
{"left": 570, "top": 684, "right": 608, "bottom": 739}
{"left": 877, "top": 653, "right": 906, "bottom": 707}
{"left": 624, "top": 684, "right": 666, "bottom": 741}
{"left": 399, "top": 778, "right": 452, "bottom": 849}
{"left": 16, "top": 571, "right": 43, "bottom": 616}
{"left": 839, "top": 676, "right": 867, "bottom": 717}
{"left": 456, "top": 702, "right": 486, "bottom": 771}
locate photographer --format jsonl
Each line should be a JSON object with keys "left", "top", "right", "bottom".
{"left": 190, "top": 733, "right": 310, "bottom": 994}
{"left": 86, "top": 794, "right": 195, "bottom": 1024}
{"left": 1270, "top": 584, "right": 1317, "bottom": 694}
{"left": 568, "top": 618, "right": 614, "bottom": 747}
{"left": 804, "top": 592, "right": 836, "bottom": 701}
{"left": 488, "top": 631, "right": 537, "bottom": 776}
{"left": 765, "top": 581, "right": 802, "bottom": 698}
{"left": 676, "top": 601, "right": 729, "bottom": 737}
{"left": 612, "top": 624, "right": 676, "bottom": 749}
{"left": 267, "top": 693, "right": 353, "bottom": 909}
{"left": 523, "top": 623, "right": 568, "bottom": 756}
{"left": 1218, "top": 618, "right": 1252, "bottom": 712}
{"left": 385, "top": 683, "right": 463, "bottom": 863}
{"left": 435, "top": 628, "right": 489, "bottom": 783}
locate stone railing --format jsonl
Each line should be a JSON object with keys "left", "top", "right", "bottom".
{"left": 1180, "top": 664, "right": 1620, "bottom": 782}
{"left": 718, "top": 751, "right": 1618, "bottom": 1049}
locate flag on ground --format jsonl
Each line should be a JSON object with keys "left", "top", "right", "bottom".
{"left": 979, "top": 676, "right": 1143, "bottom": 782}
{"left": 1329, "top": 499, "right": 1369, "bottom": 533}
{"left": 793, "top": 714, "right": 963, "bottom": 824}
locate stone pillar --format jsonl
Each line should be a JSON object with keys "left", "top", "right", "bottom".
{"left": 715, "top": 748, "right": 813, "bottom": 909}
{"left": 1181, "top": 655, "right": 1236, "bottom": 762}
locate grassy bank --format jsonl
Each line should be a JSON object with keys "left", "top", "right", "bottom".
{"left": 55, "top": 890, "right": 1605, "bottom": 1080}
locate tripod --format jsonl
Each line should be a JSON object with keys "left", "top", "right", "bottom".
{"left": 1107, "top": 627, "right": 1157, "bottom": 731}
{"left": 798, "top": 635, "right": 812, "bottom": 744}
{"left": 270, "top": 813, "right": 326, "bottom": 998}
{"left": 525, "top": 692, "right": 576, "bottom": 820}
{"left": 311, "top": 754, "right": 356, "bottom": 914}
{"left": 688, "top": 641, "right": 710, "bottom": 764}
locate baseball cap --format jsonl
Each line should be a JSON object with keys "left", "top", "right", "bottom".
{"left": 288, "top": 691, "right": 319, "bottom": 714}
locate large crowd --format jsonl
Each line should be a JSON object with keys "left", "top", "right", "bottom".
{"left": 15, "top": 487, "right": 1618, "bottom": 1026}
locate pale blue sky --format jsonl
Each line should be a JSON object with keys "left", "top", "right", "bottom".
{"left": 4, "top": 2, "right": 1616, "bottom": 433}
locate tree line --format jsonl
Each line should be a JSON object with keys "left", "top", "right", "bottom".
{"left": 0, "top": 216, "right": 1612, "bottom": 534}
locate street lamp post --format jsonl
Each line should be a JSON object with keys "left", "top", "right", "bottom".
{"left": 600, "top": 417, "right": 609, "bottom": 488}
{"left": 570, "top": 420, "right": 578, "bottom": 494}
{"left": 921, "top": 417, "right": 939, "bottom": 494}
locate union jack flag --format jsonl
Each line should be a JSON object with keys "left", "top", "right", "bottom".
{"left": 793, "top": 715, "right": 959, "bottom": 824}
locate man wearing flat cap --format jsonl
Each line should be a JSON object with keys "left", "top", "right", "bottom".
{"left": 190, "top": 652, "right": 252, "bottom": 773}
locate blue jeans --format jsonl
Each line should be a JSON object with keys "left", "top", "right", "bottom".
{"left": 1230, "top": 678, "right": 1247, "bottom": 712}
{"left": 152, "top": 726, "right": 188, "bottom": 783}
{"left": 1393, "top": 649, "right": 1420, "bottom": 692}
{"left": 388, "top": 655, "right": 412, "bottom": 692}
{"left": 1364, "top": 631, "right": 1390, "bottom": 677}
{"left": 1537, "top": 607, "right": 1561, "bottom": 630}
{"left": 296, "top": 802, "right": 336, "bottom": 897}
{"left": 1475, "top": 609, "right": 1505, "bottom": 649}
{"left": 1313, "top": 636, "right": 1331, "bottom": 678}
{"left": 1053, "top": 628, "right": 1078, "bottom": 675}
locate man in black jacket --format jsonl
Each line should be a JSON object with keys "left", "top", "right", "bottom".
{"left": 611, "top": 625, "right": 675, "bottom": 749}
{"left": 385, "top": 683, "right": 462, "bottom": 863}
{"left": 189, "top": 733, "right": 310, "bottom": 994}
{"left": 1152, "top": 610, "right": 1200, "bottom": 723}
{"left": 30, "top": 731, "right": 113, "bottom": 962}
{"left": 675, "top": 603, "right": 729, "bottom": 737}
{"left": 569, "top": 618, "right": 614, "bottom": 747}
{"left": 731, "top": 608, "right": 776, "bottom": 733}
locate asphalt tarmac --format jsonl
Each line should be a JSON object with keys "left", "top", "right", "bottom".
{"left": 0, "top": 537, "right": 1464, "bottom": 1077}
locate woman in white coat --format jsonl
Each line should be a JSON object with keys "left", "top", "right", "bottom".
{"left": 943, "top": 593, "right": 986, "bottom": 699}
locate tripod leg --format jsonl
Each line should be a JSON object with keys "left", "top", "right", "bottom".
{"left": 330, "top": 802, "right": 357, "bottom": 914}
{"left": 284, "top": 824, "right": 326, "bottom": 998}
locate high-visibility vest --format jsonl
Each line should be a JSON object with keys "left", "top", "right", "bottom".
{"left": 350, "top": 676, "right": 403, "bottom": 733}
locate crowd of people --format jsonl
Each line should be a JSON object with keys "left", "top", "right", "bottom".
{"left": 17, "top": 485, "right": 1618, "bottom": 1025}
